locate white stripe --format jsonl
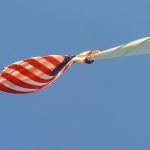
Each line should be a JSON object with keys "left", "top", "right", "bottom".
{"left": 11, "top": 61, "right": 54, "bottom": 80}
{"left": 2, "top": 68, "right": 50, "bottom": 86}
{"left": 31, "top": 57, "right": 56, "bottom": 70}
{"left": 0, "top": 77, "right": 37, "bottom": 92}
{"left": 72, "top": 54, "right": 88, "bottom": 62}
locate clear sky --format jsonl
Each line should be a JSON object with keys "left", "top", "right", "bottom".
{"left": 0, "top": 0, "right": 150, "bottom": 150}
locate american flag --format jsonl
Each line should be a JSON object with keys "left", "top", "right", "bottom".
{"left": 0, "top": 50, "right": 95, "bottom": 94}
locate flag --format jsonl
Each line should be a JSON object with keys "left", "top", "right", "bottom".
{"left": 0, "top": 50, "right": 95, "bottom": 94}
{"left": 1, "top": 37, "right": 150, "bottom": 94}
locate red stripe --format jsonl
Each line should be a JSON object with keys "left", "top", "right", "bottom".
{"left": 23, "top": 58, "right": 52, "bottom": 75}
{"left": 0, "top": 84, "right": 36, "bottom": 94}
{"left": 1, "top": 73, "right": 47, "bottom": 89}
{"left": 7, "top": 64, "right": 55, "bottom": 83}
{"left": 42, "top": 56, "right": 61, "bottom": 66}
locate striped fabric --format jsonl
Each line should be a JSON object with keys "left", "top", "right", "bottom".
{"left": 0, "top": 50, "right": 95, "bottom": 94}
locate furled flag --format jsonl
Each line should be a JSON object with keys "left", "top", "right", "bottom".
{"left": 0, "top": 50, "right": 95, "bottom": 94}
{"left": 0, "top": 37, "right": 150, "bottom": 94}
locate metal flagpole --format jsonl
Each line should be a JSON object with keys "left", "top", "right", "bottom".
{"left": 87, "top": 37, "right": 150, "bottom": 61}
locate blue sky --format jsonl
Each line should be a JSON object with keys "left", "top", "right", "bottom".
{"left": 0, "top": 0, "right": 150, "bottom": 149}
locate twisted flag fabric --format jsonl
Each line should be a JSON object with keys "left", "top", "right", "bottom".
{"left": 0, "top": 51, "right": 95, "bottom": 94}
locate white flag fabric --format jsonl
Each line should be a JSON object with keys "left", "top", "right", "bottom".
{"left": 87, "top": 37, "right": 150, "bottom": 61}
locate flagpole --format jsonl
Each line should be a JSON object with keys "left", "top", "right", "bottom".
{"left": 87, "top": 37, "right": 150, "bottom": 61}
